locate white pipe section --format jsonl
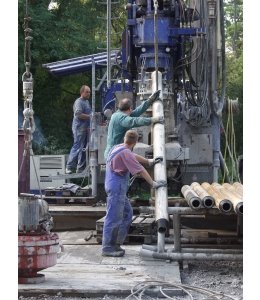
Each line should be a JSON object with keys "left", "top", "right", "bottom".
{"left": 151, "top": 71, "right": 169, "bottom": 232}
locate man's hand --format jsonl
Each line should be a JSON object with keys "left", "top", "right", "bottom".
{"left": 152, "top": 180, "right": 167, "bottom": 189}
{"left": 148, "top": 90, "right": 161, "bottom": 104}
{"left": 151, "top": 116, "right": 164, "bottom": 124}
{"left": 147, "top": 156, "right": 163, "bottom": 167}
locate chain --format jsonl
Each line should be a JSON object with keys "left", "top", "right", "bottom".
{"left": 19, "top": 1, "right": 42, "bottom": 196}
{"left": 22, "top": 0, "right": 35, "bottom": 146}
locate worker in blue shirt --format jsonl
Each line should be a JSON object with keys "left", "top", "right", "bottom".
{"left": 66, "top": 85, "right": 92, "bottom": 174}
{"left": 104, "top": 90, "right": 163, "bottom": 159}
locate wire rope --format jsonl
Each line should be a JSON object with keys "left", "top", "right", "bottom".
{"left": 125, "top": 280, "right": 238, "bottom": 300}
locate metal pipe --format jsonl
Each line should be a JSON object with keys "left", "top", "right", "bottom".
{"left": 154, "top": 0, "right": 159, "bottom": 89}
{"left": 140, "top": 205, "right": 236, "bottom": 216}
{"left": 152, "top": 236, "right": 242, "bottom": 245}
{"left": 201, "top": 182, "right": 233, "bottom": 213}
{"left": 190, "top": 182, "right": 215, "bottom": 208}
{"left": 233, "top": 182, "right": 243, "bottom": 197}
{"left": 212, "top": 182, "right": 242, "bottom": 215}
{"left": 168, "top": 206, "right": 220, "bottom": 215}
{"left": 90, "top": 58, "right": 98, "bottom": 197}
{"left": 151, "top": 71, "right": 169, "bottom": 234}
{"left": 107, "top": 0, "right": 111, "bottom": 88}
{"left": 157, "top": 232, "right": 165, "bottom": 253}
{"left": 172, "top": 213, "right": 181, "bottom": 252}
{"left": 140, "top": 248, "right": 242, "bottom": 261}
{"left": 141, "top": 245, "right": 242, "bottom": 254}
{"left": 181, "top": 185, "right": 203, "bottom": 209}
{"left": 180, "top": 248, "right": 242, "bottom": 254}
{"left": 222, "top": 183, "right": 243, "bottom": 215}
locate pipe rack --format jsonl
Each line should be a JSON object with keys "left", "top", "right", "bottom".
{"left": 140, "top": 206, "right": 243, "bottom": 261}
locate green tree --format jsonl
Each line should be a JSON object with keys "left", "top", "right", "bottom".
{"left": 18, "top": 0, "right": 107, "bottom": 153}
{"left": 223, "top": 0, "right": 243, "bottom": 156}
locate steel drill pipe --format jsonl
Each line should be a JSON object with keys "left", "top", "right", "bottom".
{"left": 190, "top": 182, "right": 215, "bottom": 208}
{"left": 151, "top": 71, "right": 169, "bottom": 233}
{"left": 181, "top": 185, "right": 203, "bottom": 210}
{"left": 201, "top": 182, "right": 233, "bottom": 213}
{"left": 140, "top": 248, "right": 242, "bottom": 261}
{"left": 233, "top": 182, "right": 243, "bottom": 197}
{"left": 212, "top": 182, "right": 243, "bottom": 215}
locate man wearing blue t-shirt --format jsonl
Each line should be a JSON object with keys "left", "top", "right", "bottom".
{"left": 66, "top": 85, "right": 92, "bottom": 174}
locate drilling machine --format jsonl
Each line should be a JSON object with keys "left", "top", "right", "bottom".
{"left": 96, "top": 0, "right": 225, "bottom": 190}
{"left": 42, "top": 0, "right": 242, "bottom": 260}
{"left": 43, "top": 0, "right": 226, "bottom": 201}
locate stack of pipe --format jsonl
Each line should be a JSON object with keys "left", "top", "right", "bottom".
{"left": 191, "top": 182, "right": 215, "bottom": 208}
{"left": 181, "top": 182, "right": 243, "bottom": 215}
{"left": 201, "top": 182, "right": 232, "bottom": 213}
{"left": 181, "top": 185, "right": 203, "bottom": 209}
{"left": 219, "top": 183, "right": 243, "bottom": 215}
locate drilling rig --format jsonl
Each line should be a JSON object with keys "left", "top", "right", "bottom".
{"left": 42, "top": 0, "right": 243, "bottom": 261}
{"left": 44, "top": 0, "right": 226, "bottom": 195}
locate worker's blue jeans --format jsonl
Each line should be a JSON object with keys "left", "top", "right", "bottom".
{"left": 102, "top": 169, "right": 132, "bottom": 253}
{"left": 66, "top": 126, "right": 88, "bottom": 171}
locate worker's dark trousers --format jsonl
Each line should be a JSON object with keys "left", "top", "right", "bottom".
{"left": 102, "top": 167, "right": 133, "bottom": 252}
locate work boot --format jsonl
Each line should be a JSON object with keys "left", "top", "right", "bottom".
{"left": 115, "top": 245, "right": 125, "bottom": 255}
{"left": 102, "top": 250, "right": 125, "bottom": 257}
{"left": 65, "top": 168, "right": 73, "bottom": 174}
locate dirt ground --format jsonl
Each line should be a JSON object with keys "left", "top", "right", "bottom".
{"left": 18, "top": 260, "right": 243, "bottom": 300}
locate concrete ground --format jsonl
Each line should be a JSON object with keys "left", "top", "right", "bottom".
{"left": 18, "top": 230, "right": 181, "bottom": 298}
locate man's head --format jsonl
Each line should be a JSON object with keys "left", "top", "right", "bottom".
{"left": 124, "top": 130, "right": 138, "bottom": 148}
{"left": 80, "top": 85, "right": 91, "bottom": 100}
{"left": 118, "top": 98, "right": 133, "bottom": 114}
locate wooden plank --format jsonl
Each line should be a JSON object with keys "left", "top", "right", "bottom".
{"left": 132, "top": 217, "right": 146, "bottom": 224}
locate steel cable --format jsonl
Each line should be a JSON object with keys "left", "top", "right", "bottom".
{"left": 125, "top": 280, "right": 238, "bottom": 300}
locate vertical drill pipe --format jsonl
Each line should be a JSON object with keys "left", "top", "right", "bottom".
{"left": 151, "top": 71, "right": 169, "bottom": 234}
{"left": 190, "top": 182, "right": 215, "bottom": 208}
{"left": 154, "top": 1, "right": 159, "bottom": 88}
{"left": 201, "top": 182, "right": 233, "bottom": 213}
{"left": 107, "top": 0, "right": 111, "bottom": 88}
{"left": 157, "top": 232, "right": 165, "bottom": 253}
{"left": 90, "top": 58, "right": 98, "bottom": 197}
{"left": 172, "top": 213, "right": 181, "bottom": 252}
{"left": 181, "top": 185, "right": 203, "bottom": 209}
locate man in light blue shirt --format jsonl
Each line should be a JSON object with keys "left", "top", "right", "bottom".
{"left": 66, "top": 85, "right": 92, "bottom": 174}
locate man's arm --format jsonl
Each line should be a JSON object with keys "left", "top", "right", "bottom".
{"left": 77, "top": 113, "right": 90, "bottom": 120}
{"left": 130, "top": 100, "right": 150, "bottom": 117}
{"left": 137, "top": 169, "right": 154, "bottom": 186}
{"left": 120, "top": 115, "right": 151, "bottom": 128}
{"left": 135, "top": 154, "right": 149, "bottom": 165}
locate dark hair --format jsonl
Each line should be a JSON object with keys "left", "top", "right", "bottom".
{"left": 118, "top": 98, "right": 133, "bottom": 111}
{"left": 124, "top": 130, "right": 138, "bottom": 145}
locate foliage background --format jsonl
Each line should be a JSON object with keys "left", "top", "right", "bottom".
{"left": 18, "top": 0, "right": 243, "bottom": 156}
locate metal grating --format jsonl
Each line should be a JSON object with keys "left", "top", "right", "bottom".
{"left": 40, "top": 156, "right": 64, "bottom": 169}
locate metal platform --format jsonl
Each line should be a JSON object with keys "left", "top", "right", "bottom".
{"left": 18, "top": 231, "right": 182, "bottom": 298}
